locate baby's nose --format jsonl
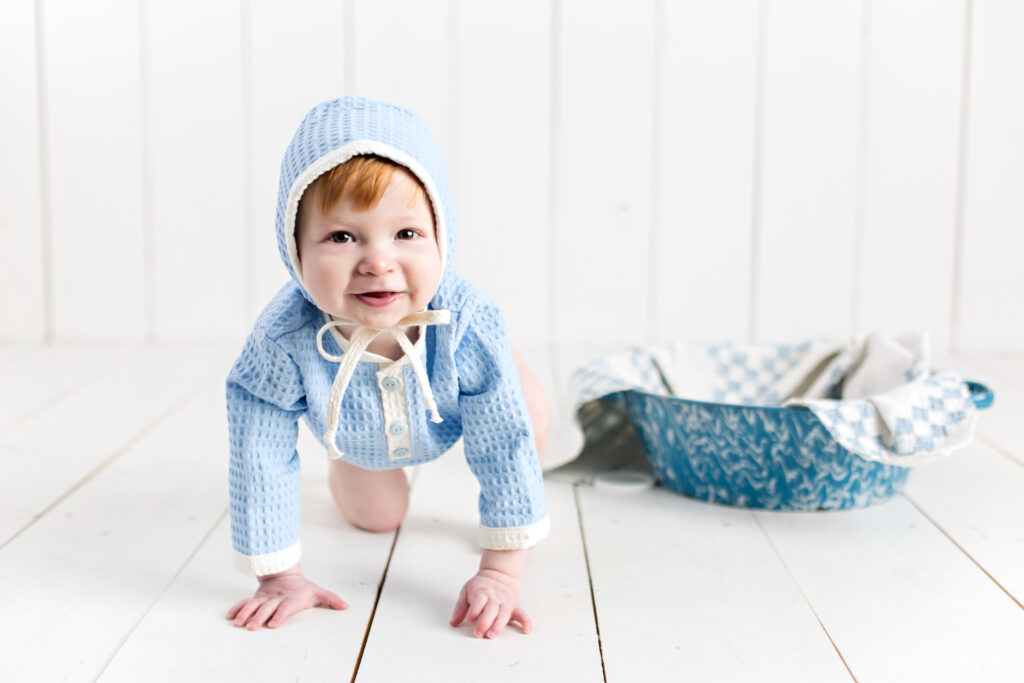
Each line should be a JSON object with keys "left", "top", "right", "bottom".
{"left": 358, "top": 247, "right": 395, "bottom": 275}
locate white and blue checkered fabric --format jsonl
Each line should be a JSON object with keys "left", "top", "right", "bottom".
{"left": 891, "top": 376, "right": 971, "bottom": 452}
{"left": 800, "top": 373, "right": 974, "bottom": 464}
{"left": 568, "top": 350, "right": 667, "bottom": 406}
{"left": 565, "top": 334, "right": 976, "bottom": 466}
{"left": 707, "top": 341, "right": 813, "bottom": 405}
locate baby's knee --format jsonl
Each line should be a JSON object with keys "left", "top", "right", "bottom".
{"left": 329, "top": 461, "right": 409, "bottom": 533}
{"left": 347, "top": 501, "right": 408, "bottom": 533}
{"left": 532, "top": 393, "right": 551, "bottom": 439}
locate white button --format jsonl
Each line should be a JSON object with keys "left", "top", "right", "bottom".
{"left": 389, "top": 422, "right": 407, "bottom": 436}
{"left": 392, "top": 447, "right": 410, "bottom": 458}
{"left": 380, "top": 377, "right": 400, "bottom": 391}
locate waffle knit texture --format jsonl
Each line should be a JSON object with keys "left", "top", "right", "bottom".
{"left": 228, "top": 97, "right": 549, "bottom": 576}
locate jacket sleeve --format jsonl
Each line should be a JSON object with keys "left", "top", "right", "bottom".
{"left": 226, "top": 331, "right": 307, "bottom": 576}
{"left": 455, "top": 297, "right": 550, "bottom": 550}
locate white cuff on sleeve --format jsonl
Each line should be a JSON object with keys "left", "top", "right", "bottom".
{"left": 479, "top": 516, "right": 551, "bottom": 550}
{"left": 233, "top": 541, "right": 303, "bottom": 577}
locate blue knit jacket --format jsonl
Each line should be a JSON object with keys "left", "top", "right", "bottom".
{"left": 227, "top": 97, "right": 549, "bottom": 576}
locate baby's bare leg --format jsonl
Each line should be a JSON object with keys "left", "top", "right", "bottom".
{"left": 512, "top": 349, "right": 550, "bottom": 465}
{"left": 329, "top": 460, "right": 409, "bottom": 532}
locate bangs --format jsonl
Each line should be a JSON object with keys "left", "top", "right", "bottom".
{"left": 313, "top": 154, "right": 424, "bottom": 213}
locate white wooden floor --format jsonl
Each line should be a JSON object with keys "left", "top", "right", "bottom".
{"left": 2, "top": 346, "right": 1024, "bottom": 682}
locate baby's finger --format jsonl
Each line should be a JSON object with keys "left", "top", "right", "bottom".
{"left": 315, "top": 589, "right": 349, "bottom": 611}
{"left": 226, "top": 598, "right": 250, "bottom": 620}
{"left": 267, "top": 598, "right": 303, "bottom": 629}
{"left": 473, "top": 601, "right": 501, "bottom": 639}
{"left": 232, "top": 599, "right": 263, "bottom": 628}
{"left": 465, "top": 591, "right": 489, "bottom": 624}
{"left": 486, "top": 604, "right": 513, "bottom": 639}
{"left": 511, "top": 606, "right": 534, "bottom": 635}
{"left": 450, "top": 591, "right": 469, "bottom": 627}
{"left": 247, "top": 597, "right": 284, "bottom": 631}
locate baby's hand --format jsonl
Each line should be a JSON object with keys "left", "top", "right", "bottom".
{"left": 226, "top": 564, "right": 348, "bottom": 630}
{"left": 450, "top": 568, "right": 532, "bottom": 639}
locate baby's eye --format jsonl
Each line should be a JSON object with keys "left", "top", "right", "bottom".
{"left": 396, "top": 229, "right": 418, "bottom": 240}
{"left": 328, "top": 231, "right": 354, "bottom": 243}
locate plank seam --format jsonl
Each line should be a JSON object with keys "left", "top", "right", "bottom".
{"left": 139, "top": 0, "right": 155, "bottom": 343}
{"left": 34, "top": 0, "right": 55, "bottom": 342}
{"left": 646, "top": 0, "right": 664, "bottom": 345}
{"left": 747, "top": 0, "right": 768, "bottom": 342}
{"left": 547, "top": 0, "right": 561, "bottom": 350}
{"left": 572, "top": 484, "right": 607, "bottom": 683}
{"left": 349, "top": 524, "right": 401, "bottom": 682}
{"left": 93, "top": 507, "right": 230, "bottom": 681}
{"left": 902, "top": 492, "right": 1024, "bottom": 611}
{"left": 240, "top": 0, "right": 256, "bottom": 324}
{"left": 343, "top": 0, "right": 354, "bottom": 92}
{"left": 752, "top": 512, "right": 859, "bottom": 682}
{"left": 349, "top": 466, "right": 418, "bottom": 681}
{"left": 446, "top": 0, "right": 459, "bottom": 205}
{"left": 0, "top": 360, "right": 225, "bottom": 553}
{"left": 950, "top": 0, "right": 974, "bottom": 356}
{"left": 849, "top": 0, "right": 872, "bottom": 337}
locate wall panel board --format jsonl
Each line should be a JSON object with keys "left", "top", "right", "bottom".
{"left": 451, "top": 1, "right": 552, "bottom": 346}
{"left": 655, "top": 0, "right": 759, "bottom": 345}
{"left": 0, "top": 0, "right": 45, "bottom": 342}
{"left": 959, "top": 0, "right": 1024, "bottom": 353}
{"left": 857, "top": 0, "right": 964, "bottom": 358}
{"left": 755, "top": 0, "right": 863, "bottom": 342}
{"left": 349, "top": 0, "right": 450, "bottom": 160}
{"left": 42, "top": 0, "right": 146, "bottom": 342}
{"left": 147, "top": 0, "right": 246, "bottom": 342}
{"left": 554, "top": 0, "right": 657, "bottom": 346}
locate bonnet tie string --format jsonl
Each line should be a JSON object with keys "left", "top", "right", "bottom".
{"left": 315, "top": 310, "right": 452, "bottom": 459}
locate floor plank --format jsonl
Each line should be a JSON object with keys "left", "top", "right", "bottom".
{"left": 904, "top": 438, "right": 1024, "bottom": 607}
{"left": 0, "top": 346, "right": 136, "bottom": 432}
{"left": 899, "top": 358, "right": 1024, "bottom": 610}
{"left": 0, "top": 346, "right": 230, "bottom": 544}
{"left": 357, "top": 445, "right": 604, "bottom": 681}
{"left": 6, "top": 344, "right": 1024, "bottom": 681}
{"left": 98, "top": 424, "right": 396, "bottom": 683}
{"left": 0, "top": 378, "right": 230, "bottom": 682}
{"left": 756, "top": 497, "right": 1024, "bottom": 681}
{"left": 0, "top": 346, "right": 33, "bottom": 368}
{"left": 579, "top": 487, "right": 852, "bottom": 682}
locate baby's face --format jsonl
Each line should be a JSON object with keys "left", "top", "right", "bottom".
{"left": 296, "top": 166, "right": 442, "bottom": 330}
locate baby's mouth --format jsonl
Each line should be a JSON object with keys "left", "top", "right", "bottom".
{"left": 354, "top": 291, "right": 403, "bottom": 308}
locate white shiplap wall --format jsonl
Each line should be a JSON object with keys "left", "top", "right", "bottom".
{"left": 0, "top": 0, "right": 1021, "bottom": 355}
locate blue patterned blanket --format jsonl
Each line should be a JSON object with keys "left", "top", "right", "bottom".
{"left": 564, "top": 332, "right": 977, "bottom": 466}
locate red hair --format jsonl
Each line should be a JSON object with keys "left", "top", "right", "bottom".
{"left": 307, "top": 154, "right": 426, "bottom": 215}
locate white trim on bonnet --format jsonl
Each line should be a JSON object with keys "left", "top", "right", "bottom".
{"left": 284, "top": 140, "right": 449, "bottom": 294}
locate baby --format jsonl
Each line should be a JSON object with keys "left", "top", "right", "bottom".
{"left": 224, "top": 97, "right": 550, "bottom": 639}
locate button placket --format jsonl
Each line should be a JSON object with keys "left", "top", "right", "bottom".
{"left": 377, "top": 363, "right": 413, "bottom": 460}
